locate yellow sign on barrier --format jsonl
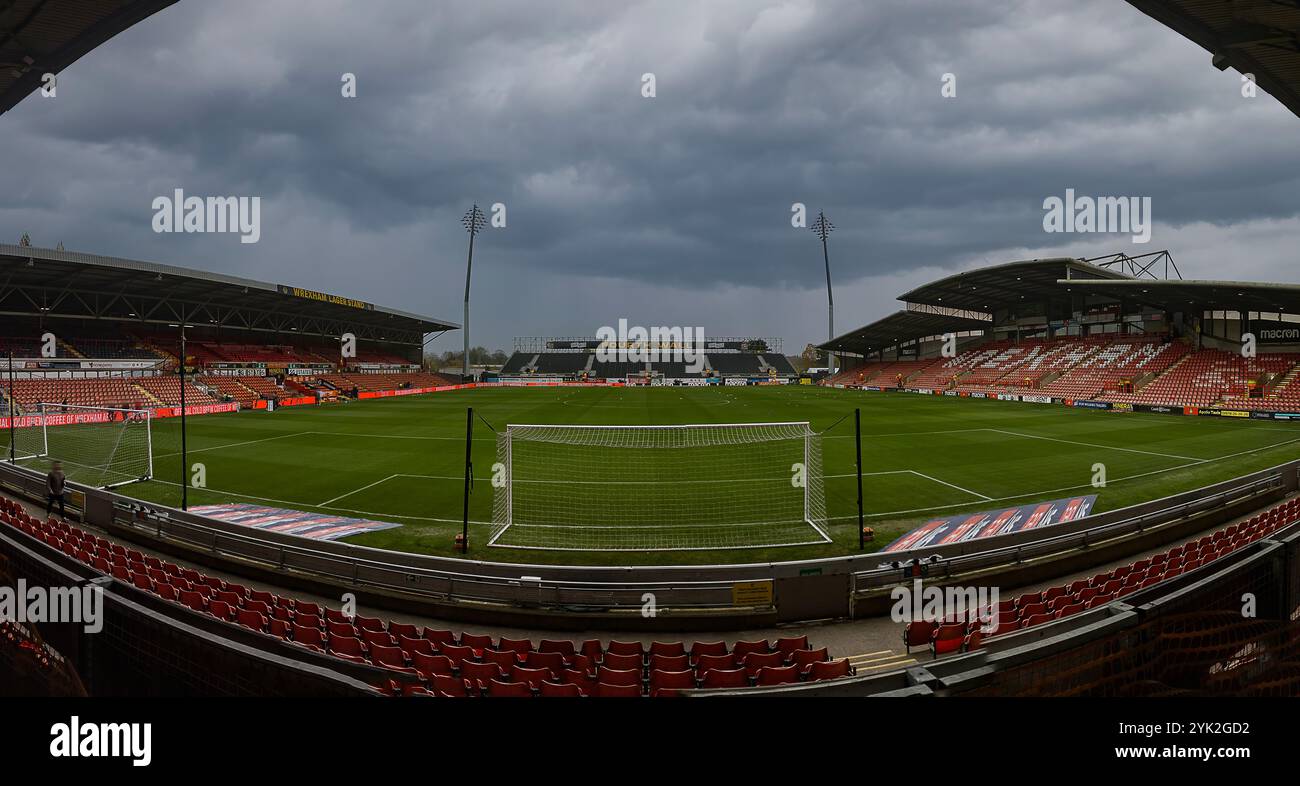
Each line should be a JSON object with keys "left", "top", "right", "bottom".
{"left": 732, "top": 580, "right": 774, "bottom": 606}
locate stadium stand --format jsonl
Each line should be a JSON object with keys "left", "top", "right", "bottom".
{"left": 0, "top": 498, "right": 855, "bottom": 697}
{"left": 1098, "top": 349, "right": 1300, "bottom": 408}
{"left": 907, "top": 495, "right": 1300, "bottom": 658}
{"left": 706, "top": 353, "right": 765, "bottom": 376}
{"left": 532, "top": 354, "right": 591, "bottom": 375}
{"left": 760, "top": 354, "right": 798, "bottom": 375}
{"left": 498, "top": 340, "right": 796, "bottom": 380}
{"left": 199, "top": 375, "right": 281, "bottom": 406}
{"left": 133, "top": 376, "right": 220, "bottom": 407}
{"left": 1036, "top": 338, "right": 1187, "bottom": 398}
{"left": 829, "top": 331, "right": 1300, "bottom": 411}
{"left": 318, "top": 372, "right": 456, "bottom": 394}
{"left": 5, "top": 378, "right": 153, "bottom": 412}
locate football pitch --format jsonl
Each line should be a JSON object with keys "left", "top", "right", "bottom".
{"left": 21, "top": 386, "right": 1300, "bottom": 566}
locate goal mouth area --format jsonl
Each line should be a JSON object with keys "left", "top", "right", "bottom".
{"left": 489, "top": 421, "right": 830, "bottom": 552}
{"left": 4, "top": 402, "right": 155, "bottom": 490}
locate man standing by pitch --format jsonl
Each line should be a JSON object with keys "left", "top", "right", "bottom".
{"left": 46, "top": 460, "right": 67, "bottom": 519}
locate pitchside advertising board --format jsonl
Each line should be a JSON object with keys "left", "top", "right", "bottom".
{"left": 884, "top": 494, "right": 1097, "bottom": 552}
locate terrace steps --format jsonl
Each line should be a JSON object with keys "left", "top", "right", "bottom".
{"left": 131, "top": 383, "right": 164, "bottom": 406}
{"left": 56, "top": 338, "right": 85, "bottom": 358}
{"left": 1134, "top": 350, "right": 1190, "bottom": 391}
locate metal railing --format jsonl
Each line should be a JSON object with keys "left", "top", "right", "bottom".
{"left": 1, "top": 457, "right": 1295, "bottom": 619}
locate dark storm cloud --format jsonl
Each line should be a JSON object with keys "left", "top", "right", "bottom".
{"left": 2, "top": 0, "right": 1298, "bottom": 352}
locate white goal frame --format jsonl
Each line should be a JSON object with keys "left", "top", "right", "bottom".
{"left": 489, "top": 421, "right": 830, "bottom": 552}
{"left": 18, "top": 402, "right": 154, "bottom": 489}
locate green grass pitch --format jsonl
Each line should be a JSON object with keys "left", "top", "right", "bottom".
{"left": 21, "top": 386, "right": 1300, "bottom": 566}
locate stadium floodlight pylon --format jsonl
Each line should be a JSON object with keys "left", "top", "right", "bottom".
{"left": 489, "top": 421, "right": 829, "bottom": 551}
{"left": 15, "top": 403, "right": 153, "bottom": 490}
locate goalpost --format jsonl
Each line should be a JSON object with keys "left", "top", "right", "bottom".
{"left": 9, "top": 403, "right": 154, "bottom": 490}
{"left": 489, "top": 421, "right": 829, "bottom": 551}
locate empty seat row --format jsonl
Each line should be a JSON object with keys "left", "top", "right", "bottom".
{"left": 0, "top": 500, "right": 852, "bottom": 696}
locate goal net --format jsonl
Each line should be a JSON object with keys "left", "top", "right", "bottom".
{"left": 7, "top": 403, "right": 153, "bottom": 490}
{"left": 489, "top": 421, "right": 828, "bottom": 551}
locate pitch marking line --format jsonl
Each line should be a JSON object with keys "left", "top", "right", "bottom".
{"left": 152, "top": 431, "right": 309, "bottom": 460}
{"left": 983, "top": 428, "right": 1202, "bottom": 461}
{"left": 318, "top": 473, "right": 403, "bottom": 507}
{"left": 827, "top": 434, "right": 1300, "bottom": 521}
{"left": 908, "top": 471, "right": 993, "bottom": 501}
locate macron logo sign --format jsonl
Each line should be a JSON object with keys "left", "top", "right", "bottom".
{"left": 50, "top": 717, "right": 151, "bottom": 767}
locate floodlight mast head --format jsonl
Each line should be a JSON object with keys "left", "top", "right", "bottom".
{"left": 461, "top": 203, "right": 488, "bottom": 378}
{"left": 811, "top": 210, "right": 834, "bottom": 242}
{"left": 810, "top": 210, "right": 836, "bottom": 373}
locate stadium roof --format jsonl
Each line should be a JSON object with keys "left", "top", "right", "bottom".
{"left": 0, "top": 244, "right": 458, "bottom": 345}
{"left": 1, "top": 0, "right": 179, "bottom": 116}
{"left": 1053, "top": 277, "right": 1300, "bottom": 315}
{"left": 822, "top": 309, "right": 992, "bottom": 357}
{"left": 1127, "top": 0, "right": 1300, "bottom": 120}
{"left": 896, "top": 257, "right": 1134, "bottom": 313}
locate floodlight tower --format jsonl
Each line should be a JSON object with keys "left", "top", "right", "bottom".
{"left": 811, "top": 210, "right": 836, "bottom": 374}
{"left": 460, "top": 204, "right": 488, "bottom": 380}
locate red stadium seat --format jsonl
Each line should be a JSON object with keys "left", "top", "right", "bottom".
{"left": 648, "top": 653, "right": 690, "bottom": 673}
{"left": 903, "top": 620, "right": 937, "bottom": 653}
{"left": 486, "top": 678, "right": 532, "bottom": 697}
{"left": 700, "top": 668, "right": 749, "bottom": 689}
{"left": 595, "top": 682, "right": 642, "bottom": 698}
{"left": 540, "top": 680, "right": 584, "bottom": 697}
{"left": 649, "top": 669, "right": 696, "bottom": 697}
{"left": 371, "top": 645, "right": 409, "bottom": 670}
{"left": 694, "top": 653, "right": 736, "bottom": 675}
{"left": 293, "top": 625, "right": 325, "bottom": 651}
{"left": 807, "top": 659, "right": 854, "bottom": 681}
{"left": 596, "top": 666, "right": 641, "bottom": 687}
{"left": 498, "top": 637, "right": 533, "bottom": 657}
{"left": 328, "top": 636, "right": 367, "bottom": 660}
{"left": 601, "top": 652, "right": 643, "bottom": 672}
{"left": 460, "top": 661, "right": 502, "bottom": 690}
{"left": 510, "top": 665, "right": 552, "bottom": 690}
{"left": 461, "top": 632, "right": 493, "bottom": 654}
{"left": 930, "top": 624, "right": 966, "bottom": 656}
{"left": 648, "top": 641, "right": 686, "bottom": 659}
{"left": 756, "top": 665, "right": 801, "bottom": 686}
{"left": 774, "top": 635, "right": 810, "bottom": 658}
{"left": 397, "top": 635, "right": 436, "bottom": 657}
{"left": 481, "top": 648, "right": 519, "bottom": 671}
{"left": 423, "top": 628, "right": 457, "bottom": 648}
{"left": 790, "top": 647, "right": 830, "bottom": 672}
{"left": 432, "top": 675, "right": 471, "bottom": 698}
{"left": 732, "top": 639, "right": 770, "bottom": 660}
{"left": 411, "top": 652, "right": 455, "bottom": 679}
{"left": 741, "top": 651, "right": 784, "bottom": 677}
{"left": 235, "top": 609, "right": 266, "bottom": 632}
{"left": 523, "top": 650, "right": 566, "bottom": 677}
{"left": 538, "top": 639, "right": 577, "bottom": 662}
{"left": 689, "top": 641, "right": 728, "bottom": 664}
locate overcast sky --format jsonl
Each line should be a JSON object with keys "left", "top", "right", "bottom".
{"left": 4, "top": 0, "right": 1299, "bottom": 355}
